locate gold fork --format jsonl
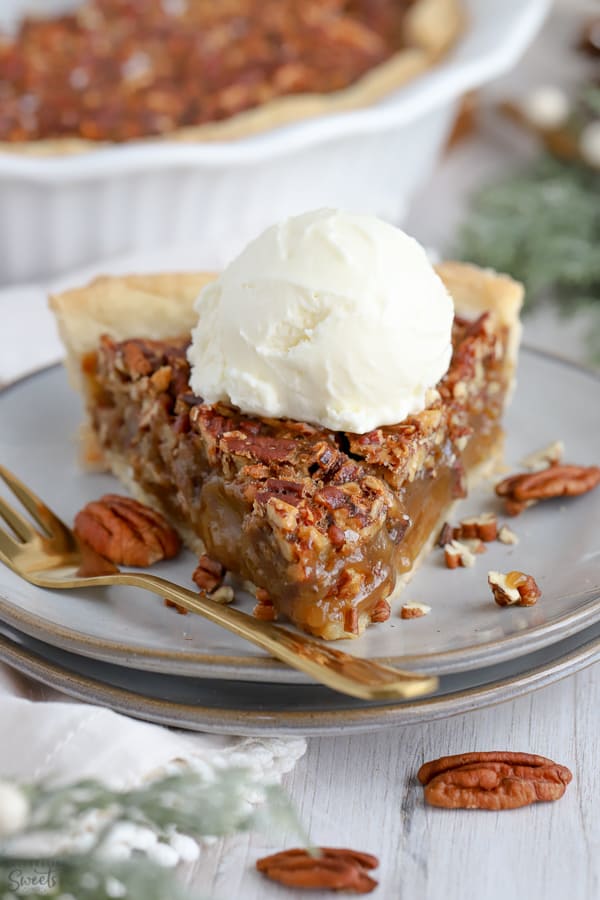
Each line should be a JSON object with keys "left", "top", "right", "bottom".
{"left": 0, "top": 464, "right": 438, "bottom": 701}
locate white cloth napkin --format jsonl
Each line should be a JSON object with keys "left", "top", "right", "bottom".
{"left": 0, "top": 247, "right": 306, "bottom": 859}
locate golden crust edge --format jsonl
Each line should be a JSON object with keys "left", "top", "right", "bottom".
{"left": 50, "top": 260, "right": 523, "bottom": 381}
{"left": 2, "top": 0, "right": 464, "bottom": 157}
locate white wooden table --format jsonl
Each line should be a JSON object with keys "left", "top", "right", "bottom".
{"left": 185, "top": 667, "right": 599, "bottom": 900}
{"left": 184, "top": 4, "right": 600, "bottom": 897}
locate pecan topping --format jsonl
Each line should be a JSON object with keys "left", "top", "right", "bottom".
{"left": 488, "top": 570, "right": 541, "bottom": 607}
{"left": 495, "top": 464, "right": 600, "bottom": 515}
{"left": 221, "top": 433, "right": 297, "bottom": 464}
{"left": 192, "top": 555, "right": 225, "bottom": 593}
{"left": 328, "top": 524, "right": 346, "bottom": 549}
{"left": 119, "top": 341, "right": 153, "bottom": 378}
{"left": 256, "top": 847, "right": 379, "bottom": 893}
{"left": 1, "top": 0, "right": 404, "bottom": 144}
{"left": 418, "top": 752, "right": 572, "bottom": 810}
{"left": 255, "top": 478, "right": 305, "bottom": 507}
{"left": 74, "top": 494, "right": 180, "bottom": 567}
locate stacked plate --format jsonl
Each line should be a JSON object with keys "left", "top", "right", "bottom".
{"left": 0, "top": 347, "right": 598, "bottom": 735}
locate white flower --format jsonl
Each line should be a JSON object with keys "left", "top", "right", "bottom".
{"left": 168, "top": 830, "right": 200, "bottom": 862}
{"left": 146, "top": 840, "right": 179, "bottom": 867}
{"left": 521, "top": 86, "right": 570, "bottom": 130}
{"left": 0, "top": 781, "right": 29, "bottom": 837}
{"left": 105, "top": 876, "right": 127, "bottom": 898}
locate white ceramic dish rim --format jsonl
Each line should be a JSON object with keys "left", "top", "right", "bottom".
{"left": 0, "top": 620, "right": 597, "bottom": 735}
{"left": 0, "top": 0, "right": 550, "bottom": 180}
{"left": 0, "top": 345, "right": 598, "bottom": 682}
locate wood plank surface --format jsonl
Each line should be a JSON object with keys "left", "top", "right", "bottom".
{"left": 184, "top": 664, "right": 599, "bottom": 899}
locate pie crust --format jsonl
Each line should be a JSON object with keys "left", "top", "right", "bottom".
{"left": 2, "top": 0, "right": 464, "bottom": 156}
{"left": 51, "top": 263, "right": 522, "bottom": 640}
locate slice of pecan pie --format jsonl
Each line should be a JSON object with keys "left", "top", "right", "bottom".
{"left": 50, "top": 263, "right": 522, "bottom": 640}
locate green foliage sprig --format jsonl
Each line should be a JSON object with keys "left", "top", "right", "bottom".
{"left": 0, "top": 769, "right": 306, "bottom": 900}
{"left": 456, "top": 155, "right": 600, "bottom": 358}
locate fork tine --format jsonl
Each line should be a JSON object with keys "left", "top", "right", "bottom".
{"left": 0, "top": 464, "right": 71, "bottom": 539}
{"left": 0, "top": 496, "right": 36, "bottom": 541}
{"left": 0, "top": 527, "right": 20, "bottom": 561}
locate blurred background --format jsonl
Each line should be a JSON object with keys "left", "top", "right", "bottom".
{"left": 0, "top": 0, "right": 598, "bottom": 378}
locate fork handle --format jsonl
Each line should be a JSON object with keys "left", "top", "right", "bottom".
{"left": 82, "top": 572, "right": 437, "bottom": 701}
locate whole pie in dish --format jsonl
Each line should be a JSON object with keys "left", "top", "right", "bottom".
{"left": 0, "top": 0, "right": 464, "bottom": 153}
{"left": 51, "top": 262, "right": 522, "bottom": 640}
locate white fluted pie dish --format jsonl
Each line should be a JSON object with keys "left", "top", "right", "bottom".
{"left": 0, "top": 0, "right": 548, "bottom": 284}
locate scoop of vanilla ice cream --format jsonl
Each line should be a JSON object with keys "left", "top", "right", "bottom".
{"left": 187, "top": 209, "right": 453, "bottom": 434}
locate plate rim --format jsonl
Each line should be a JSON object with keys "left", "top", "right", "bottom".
{"left": 0, "top": 347, "right": 599, "bottom": 682}
{"left": 0, "top": 624, "right": 597, "bottom": 735}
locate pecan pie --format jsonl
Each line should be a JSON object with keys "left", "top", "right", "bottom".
{"left": 0, "top": 0, "right": 463, "bottom": 153}
{"left": 51, "top": 263, "right": 522, "bottom": 640}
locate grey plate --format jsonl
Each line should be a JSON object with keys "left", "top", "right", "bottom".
{"left": 0, "top": 620, "right": 598, "bottom": 735}
{"left": 0, "top": 348, "right": 599, "bottom": 682}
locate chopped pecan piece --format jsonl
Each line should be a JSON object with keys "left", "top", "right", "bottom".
{"left": 256, "top": 847, "right": 379, "bottom": 893}
{"left": 370, "top": 599, "right": 391, "bottom": 623}
{"left": 253, "top": 589, "right": 277, "bottom": 622}
{"left": 164, "top": 598, "right": 188, "bottom": 616}
{"left": 418, "top": 751, "right": 572, "bottom": 810}
{"left": 454, "top": 512, "right": 498, "bottom": 542}
{"left": 400, "top": 601, "right": 431, "bottom": 619}
{"left": 119, "top": 341, "right": 153, "bottom": 378}
{"left": 488, "top": 570, "right": 541, "bottom": 607}
{"left": 521, "top": 440, "right": 564, "bottom": 471}
{"left": 150, "top": 365, "right": 172, "bottom": 393}
{"left": 344, "top": 607, "right": 360, "bottom": 636}
{"left": 443, "top": 539, "right": 476, "bottom": 569}
{"left": 74, "top": 494, "right": 180, "bottom": 567}
{"left": 192, "top": 555, "right": 225, "bottom": 593}
{"left": 497, "top": 524, "right": 519, "bottom": 545}
{"left": 253, "top": 604, "right": 278, "bottom": 621}
{"left": 255, "top": 478, "right": 305, "bottom": 507}
{"left": 437, "top": 521, "right": 454, "bottom": 548}
{"left": 210, "top": 585, "right": 235, "bottom": 605}
{"left": 495, "top": 464, "right": 600, "bottom": 515}
{"left": 328, "top": 524, "right": 346, "bottom": 549}
{"left": 221, "top": 433, "right": 297, "bottom": 464}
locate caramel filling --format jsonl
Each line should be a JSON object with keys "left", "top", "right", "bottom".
{"left": 82, "top": 315, "right": 509, "bottom": 640}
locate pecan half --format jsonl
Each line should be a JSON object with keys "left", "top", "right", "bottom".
{"left": 488, "top": 570, "right": 541, "bottom": 607}
{"left": 256, "top": 848, "right": 379, "bottom": 893}
{"left": 495, "top": 464, "right": 600, "bottom": 515}
{"left": 418, "top": 751, "right": 572, "bottom": 810}
{"left": 74, "top": 495, "right": 180, "bottom": 566}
